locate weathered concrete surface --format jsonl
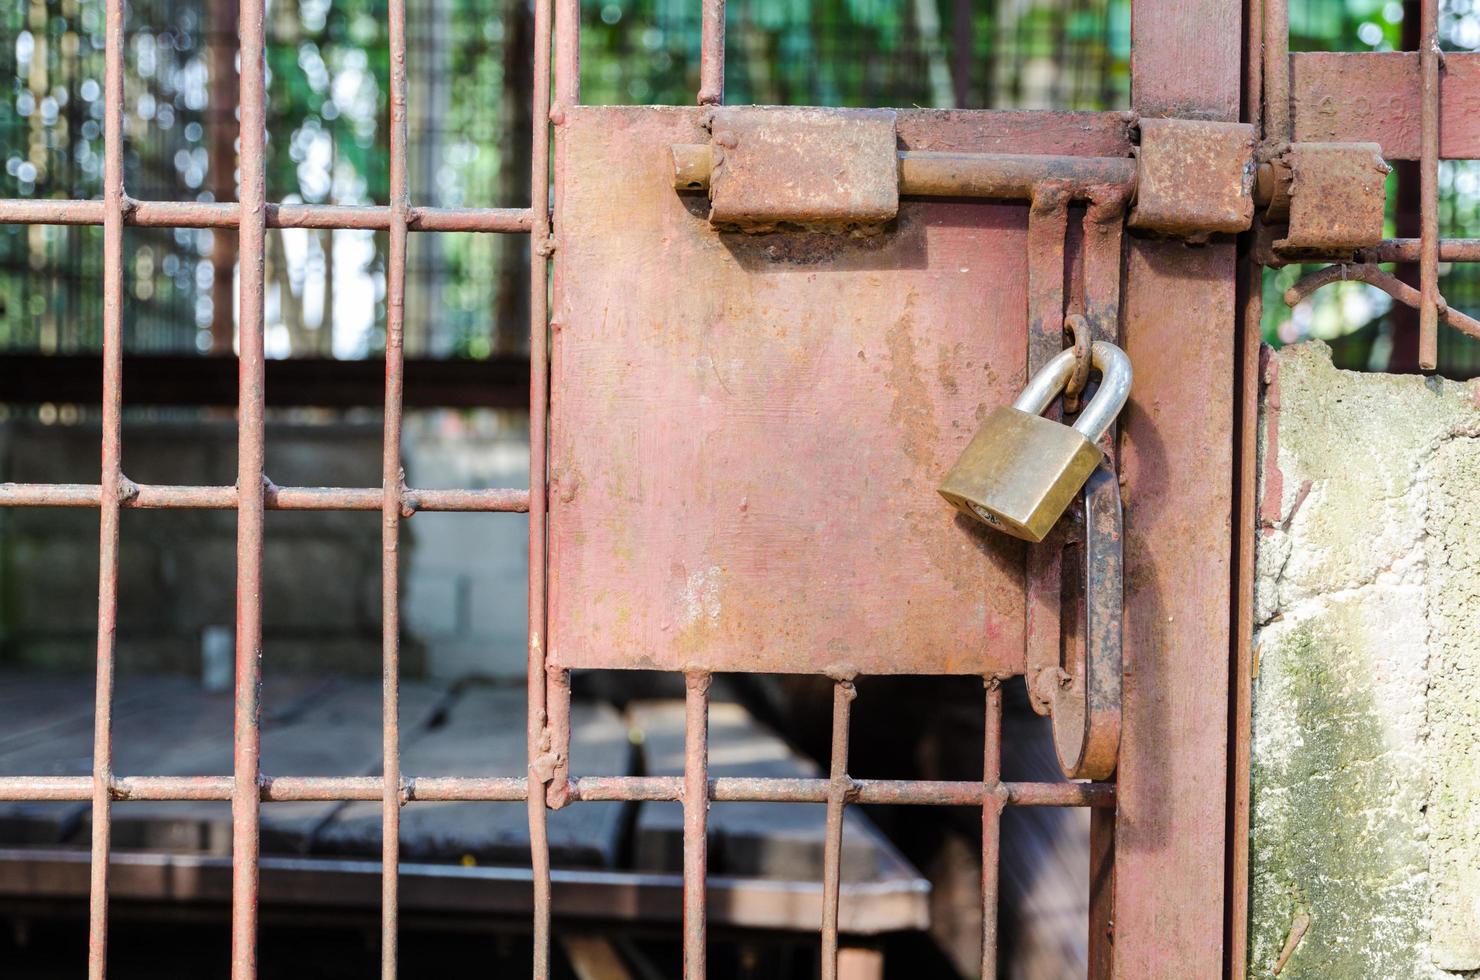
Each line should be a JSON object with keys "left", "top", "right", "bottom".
{"left": 1250, "top": 342, "right": 1480, "bottom": 978}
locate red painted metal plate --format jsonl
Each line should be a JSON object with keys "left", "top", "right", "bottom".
{"left": 1291, "top": 52, "right": 1480, "bottom": 161}
{"left": 549, "top": 106, "right": 1018, "bottom": 675}
{"left": 548, "top": 106, "right": 1128, "bottom": 676}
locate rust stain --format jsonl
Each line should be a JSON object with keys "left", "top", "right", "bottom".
{"left": 936, "top": 341, "right": 962, "bottom": 396}
{"left": 884, "top": 297, "right": 939, "bottom": 471}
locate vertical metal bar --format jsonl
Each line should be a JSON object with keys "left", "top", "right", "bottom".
{"left": 528, "top": 0, "right": 555, "bottom": 972}
{"left": 1228, "top": 241, "right": 1263, "bottom": 980}
{"left": 1121, "top": 0, "right": 1239, "bottom": 973}
{"left": 1077, "top": 193, "right": 1118, "bottom": 980}
{"left": 819, "top": 677, "right": 856, "bottom": 980}
{"left": 981, "top": 678, "right": 1004, "bottom": 980}
{"left": 381, "top": 0, "right": 410, "bottom": 970}
{"left": 698, "top": 0, "right": 725, "bottom": 105}
{"left": 682, "top": 672, "right": 711, "bottom": 980}
{"left": 1087, "top": 808, "right": 1116, "bottom": 977}
{"left": 1024, "top": 189, "right": 1070, "bottom": 719}
{"left": 208, "top": 0, "right": 239, "bottom": 355}
{"left": 233, "top": 0, "right": 268, "bottom": 969}
{"left": 1230, "top": 8, "right": 1263, "bottom": 964}
{"left": 553, "top": 0, "right": 580, "bottom": 112}
{"left": 1262, "top": 0, "right": 1290, "bottom": 145}
{"left": 88, "top": 0, "right": 127, "bottom": 972}
{"left": 1417, "top": 0, "right": 1441, "bottom": 371}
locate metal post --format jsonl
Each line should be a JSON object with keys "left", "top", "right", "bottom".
{"left": 231, "top": 0, "right": 269, "bottom": 967}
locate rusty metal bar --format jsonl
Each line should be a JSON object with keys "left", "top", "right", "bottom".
{"left": 1024, "top": 188, "right": 1070, "bottom": 719}
{"left": 1262, "top": 238, "right": 1480, "bottom": 266}
{"left": 553, "top": 0, "right": 580, "bottom": 111}
{"left": 0, "top": 773, "right": 1114, "bottom": 807}
{"left": 698, "top": 0, "right": 725, "bottom": 105}
{"left": 682, "top": 672, "right": 711, "bottom": 979}
{"left": 1262, "top": 0, "right": 1290, "bottom": 145}
{"left": 0, "top": 199, "right": 531, "bottom": 233}
{"left": 1418, "top": 0, "right": 1441, "bottom": 370}
{"left": 0, "top": 483, "right": 529, "bottom": 512}
{"left": 87, "top": 0, "right": 128, "bottom": 970}
{"left": 891, "top": 152, "right": 1135, "bottom": 200}
{"left": 1358, "top": 238, "right": 1480, "bottom": 263}
{"left": 379, "top": 0, "right": 411, "bottom": 969}
{"left": 528, "top": 0, "right": 555, "bottom": 973}
{"left": 233, "top": 0, "right": 269, "bottom": 968}
{"left": 670, "top": 146, "right": 1137, "bottom": 201}
{"left": 574, "top": 777, "right": 1113, "bottom": 807}
{"left": 981, "top": 679, "right": 1005, "bottom": 980}
{"left": 1284, "top": 263, "right": 1480, "bottom": 341}
{"left": 819, "top": 678, "right": 856, "bottom": 980}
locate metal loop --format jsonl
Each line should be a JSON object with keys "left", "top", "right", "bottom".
{"left": 1049, "top": 465, "right": 1123, "bottom": 780}
{"left": 1063, "top": 314, "right": 1093, "bottom": 412}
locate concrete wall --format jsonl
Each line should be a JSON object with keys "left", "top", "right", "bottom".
{"left": 0, "top": 410, "right": 529, "bottom": 681}
{"left": 1250, "top": 342, "right": 1480, "bottom": 978}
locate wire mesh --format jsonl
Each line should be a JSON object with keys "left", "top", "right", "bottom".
{"left": 0, "top": 2, "right": 1141, "bottom": 978}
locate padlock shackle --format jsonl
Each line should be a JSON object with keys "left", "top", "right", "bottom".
{"left": 1012, "top": 341, "right": 1132, "bottom": 445}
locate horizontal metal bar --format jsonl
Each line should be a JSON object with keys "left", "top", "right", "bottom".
{"left": 897, "top": 151, "right": 1136, "bottom": 200}
{"left": 0, "top": 774, "right": 1113, "bottom": 807}
{"left": 0, "top": 199, "right": 532, "bottom": 233}
{"left": 0, "top": 354, "right": 531, "bottom": 410}
{"left": 0, "top": 483, "right": 530, "bottom": 513}
{"left": 672, "top": 145, "right": 1137, "bottom": 201}
{"left": 1355, "top": 239, "right": 1480, "bottom": 264}
{"left": 0, "top": 848, "right": 932, "bottom": 934}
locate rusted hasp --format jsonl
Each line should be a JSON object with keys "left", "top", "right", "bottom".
{"left": 1256, "top": 141, "right": 1391, "bottom": 255}
{"left": 674, "top": 109, "right": 1259, "bottom": 241}
{"left": 1048, "top": 464, "right": 1123, "bottom": 781}
{"left": 698, "top": 106, "right": 901, "bottom": 233}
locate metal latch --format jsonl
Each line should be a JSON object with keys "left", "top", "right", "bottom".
{"left": 672, "top": 108, "right": 1398, "bottom": 257}
{"left": 671, "top": 108, "right": 1262, "bottom": 243}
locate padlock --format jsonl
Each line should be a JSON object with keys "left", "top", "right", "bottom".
{"left": 938, "top": 341, "right": 1131, "bottom": 543}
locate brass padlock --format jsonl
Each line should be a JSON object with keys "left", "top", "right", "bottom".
{"left": 938, "top": 341, "right": 1131, "bottom": 543}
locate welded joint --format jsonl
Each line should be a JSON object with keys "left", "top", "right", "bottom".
{"left": 1030, "top": 182, "right": 1073, "bottom": 216}
{"left": 391, "top": 467, "right": 414, "bottom": 519}
{"left": 828, "top": 776, "right": 862, "bottom": 806}
{"left": 544, "top": 664, "right": 573, "bottom": 809}
{"left": 823, "top": 663, "right": 859, "bottom": 684}
{"left": 115, "top": 475, "right": 139, "bottom": 505}
{"left": 534, "top": 236, "right": 557, "bottom": 257}
{"left": 1087, "top": 182, "right": 1130, "bottom": 224}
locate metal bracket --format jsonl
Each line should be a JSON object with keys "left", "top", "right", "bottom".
{"left": 1127, "top": 118, "right": 1256, "bottom": 242}
{"left": 703, "top": 106, "right": 900, "bottom": 233}
{"left": 1256, "top": 141, "right": 1392, "bottom": 259}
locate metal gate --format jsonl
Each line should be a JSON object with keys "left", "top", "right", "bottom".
{"left": 1, "top": 0, "right": 1476, "bottom": 976}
